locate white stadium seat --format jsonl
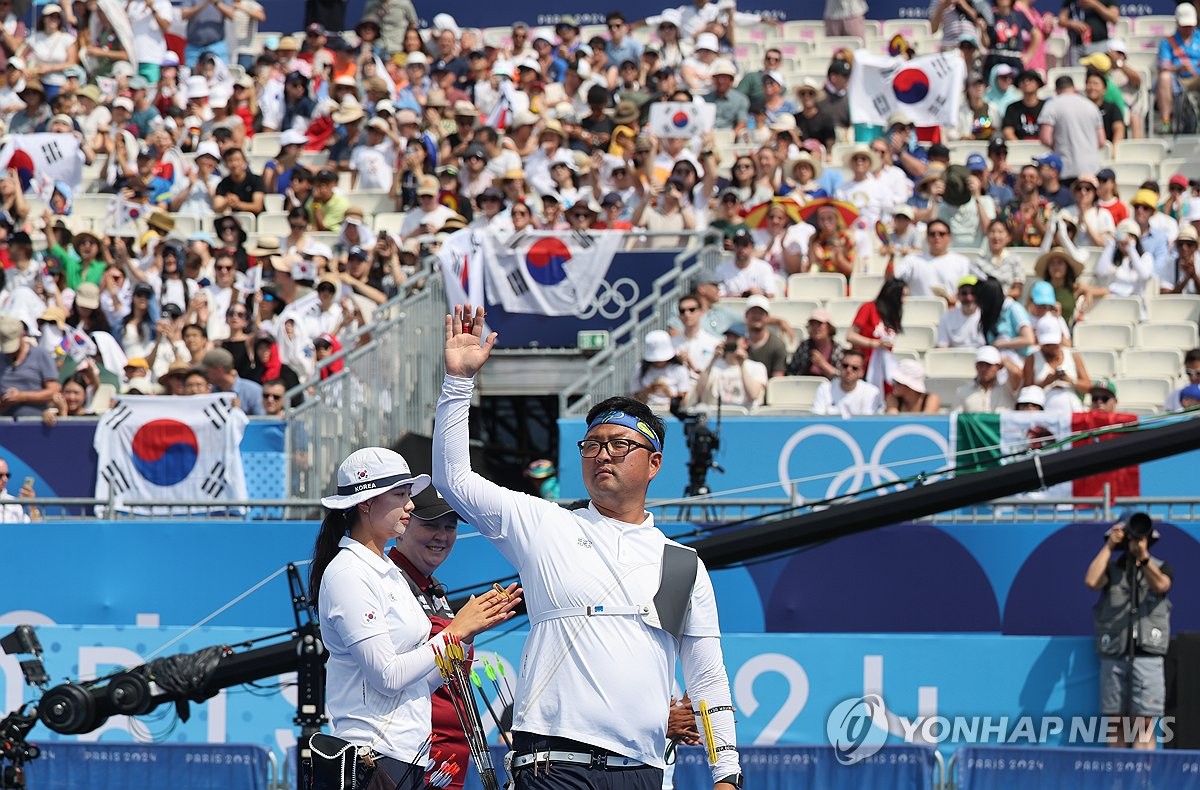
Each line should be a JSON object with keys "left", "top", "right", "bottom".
{"left": 825, "top": 299, "right": 865, "bottom": 332}
{"left": 849, "top": 274, "right": 886, "bottom": 301}
{"left": 1147, "top": 295, "right": 1200, "bottom": 323}
{"left": 1122, "top": 349, "right": 1184, "bottom": 378}
{"left": 892, "top": 324, "right": 938, "bottom": 354}
{"left": 1076, "top": 349, "right": 1119, "bottom": 380}
{"left": 903, "top": 297, "right": 947, "bottom": 326}
{"left": 1138, "top": 322, "right": 1200, "bottom": 350}
{"left": 773, "top": 299, "right": 823, "bottom": 332}
{"left": 1111, "top": 377, "right": 1175, "bottom": 408}
{"left": 923, "top": 348, "right": 979, "bottom": 378}
{"left": 1084, "top": 297, "right": 1141, "bottom": 324}
{"left": 1074, "top": 322, "right": 1135, "bottom": 351}
{"left": 788, "top": 272, "right": 847, "bottom": 300}
{"left": 766, "top": 376, "right": 827, "bottom": 409}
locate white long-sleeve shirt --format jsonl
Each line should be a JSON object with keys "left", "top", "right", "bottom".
{"left": 319, "top": 536, "right": 445, "bottom": 762}
{"left": 433, "top": 374, "right": 740, "bottom": 781}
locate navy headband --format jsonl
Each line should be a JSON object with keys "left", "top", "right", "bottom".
{"left": 586, "top": 409, "right": 663, "bottom": 452}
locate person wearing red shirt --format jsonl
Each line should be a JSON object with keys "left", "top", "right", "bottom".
{"left": 593, "top": 192, "right": 633, "bottom": 230}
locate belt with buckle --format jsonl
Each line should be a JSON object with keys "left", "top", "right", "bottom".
{"left": 510, "top": 750, "right": 644, "bottom": 770}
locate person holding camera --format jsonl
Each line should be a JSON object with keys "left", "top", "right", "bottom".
{"left": 692, "top": 325, "right": 768, "bottom": 410}
{"left": 1085, "top": 512, "right": 1172, "bottom": 749}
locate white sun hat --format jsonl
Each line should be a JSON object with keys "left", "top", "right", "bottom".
{"left": 320, "top": 447, "right": 430, "bottom": 509}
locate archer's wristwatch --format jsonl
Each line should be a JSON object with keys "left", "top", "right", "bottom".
{"left": 717, "top": 773, "right": 744, "bottom": 788}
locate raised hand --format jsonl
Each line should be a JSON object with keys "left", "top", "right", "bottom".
{"left": 444, "top": 303, "right": 497, "bottom": 379}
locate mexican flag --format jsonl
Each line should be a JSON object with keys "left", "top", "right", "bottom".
{"left": 953, "top": 411, "right": 1140, "bottom": 501}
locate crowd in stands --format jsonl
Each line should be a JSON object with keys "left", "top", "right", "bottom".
{"left": 0, "top": 0, "right": 1197, "bottom": 425}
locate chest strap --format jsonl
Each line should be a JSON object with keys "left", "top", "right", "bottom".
{"left": 527, "top": 604, "right": 651, "bottom": 626}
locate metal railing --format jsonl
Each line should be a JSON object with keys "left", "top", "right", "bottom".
{"left": 284, "top": 271, "right": 448, "bottom": 499}
{"left": 559, "top": 236, "right": 723, "bottom": 418}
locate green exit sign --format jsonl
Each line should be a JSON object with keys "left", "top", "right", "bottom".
{"left": 577, "top": 330, "right": 609, "bottom": 351}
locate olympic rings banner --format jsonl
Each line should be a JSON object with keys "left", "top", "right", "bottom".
{"left": 444, "top": 242, "right": 680, "bottom": 348}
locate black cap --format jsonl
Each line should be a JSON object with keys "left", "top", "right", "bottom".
{"left": 306, "top": 22, "right": 326, "bottom": 36}
{"left": 348, "top": 245, "right": 367, "bottom": 259}
{"left": 479, "top": 186, "right": 504, "bottom": 202}
{"left": 315, "top": 168, "right": 338, "bottom": 183}
{"left": 326, "top": 36, "right": 354, "bottom": 52}
{"left": 731, "top": 227, "right": 753, "bottom": 245}
{"left": 162, "top": 302, "right": 184, "bottom": 319}
{"left": 988, "top": 136, "right": 1008, "bottom": 153}
{"left": 464, "top": 143, "right": 487, "bottom": 160}
{"left": 600, "top": 191, "right": 623, "bottom": 207}
{"left": 10, "top": 230, "right": 31, "bottom": 245}
{"left": 411, "top": 485, "right": 459, "bottom": 521}
{"left": 828, "top": 59, "right": 851, "bottom": 77}
{"left": 133, "top": 282, "right": 155, "bottom": 297}
{"left": 1018, "top": 68, "right": 1045, "bottom": 86}
{"left": 928, "top": 142, "right": 950, "bottom": 159}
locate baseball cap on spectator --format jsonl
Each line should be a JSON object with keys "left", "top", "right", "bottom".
{"left": 441, "top": 214, "right": 469, "bottom": 233}
{"left": 1089, "top": 378, "right": 1118, "bottom": 398}
{"left": 0, "top": 315, "right": 23, "bottom": 354}
{"left": 745, "top": 294, "right": 771, "bottom": 315}
{"left": 1178, "top": 3, "right": 1198, "bottom": 25}
{"left": 112, "top": 96, "right": 134, "bottom": 112}
{"left": 828, "top": 59, "right": 851, "bottom": 77}
{"left": 1169, "top": 173, "right": 1189, "bottom": 190}
{"left": 125, "top": 357, "right": 151, "bottom": 374}
{"left": 1030, "top": 280, "right": 1057, "bottom": 306}
{"left": 1035, "top": 314, "right": 1062, "bottom": 344}
{"left": 326, "top": 36, "right": 354, "bottom": 53}
{"left": 348, "top": 245, "right": 368, "bottom": 260}
{"left": 965, "top": 153, "right": 987, "bottom": 172}
{"left": 695, "top": 33, "right": 720, "bottom": 53}
{"left": 367, "top": 117, "right": 389, "bottom": 133}
{"left": 75, "top": 282, "right": 101, "bottom": 310}
{"left": 394, "top": 108, "right": 419, "bottom": 127}
{"left": 1180, "top": 383, "right": 1200, "bottom": 405}
{"left": 531, "top": 26, "right": 554, "bottom": 44}
{"left": 314, "top": 168, "right": 338, "bottom": 184}
{"left": 6, "top": 56, "right": 24, "bottom": 71}
{"left": 464, "top": 143, "right": 487, "bottom": 160}
{"left": 886, "top": 110, "right": 913, "bottom": 129}
{"left": 306, "top": 21, "right": 327, "bottom": 36}
{"left": 437, "top": 164, "right": 460, "bottom": 178}
{"left": 1016, "top": 386, "right": 1045, "bottom": 407}
{"left": 332, "top": 75, "right": 358, "bottom": 91}
{"left": 1033, "top": 152, "right": 1062, "bottom": 172}
{"left": 132, "top": 282, "right": 154, "bottom": 299}
{"left": 1074, "top": 172, "right": 1099, "bottom": 190}
{"left": 762, "top": 71, "right": 785, "bottom": 89}
{"left": 1130, "top": 188, "right": 1158, "bottom": 210}
{"left": 416, "top": 175, "right": 439, "bottom": 196}
{"left": 658, "top": 8, "right": 683, "bottom": 27}
{"left": 1178, "top": 225, "right": 1199, "bottom": 244}
{"left": 1096, "top": 167, "right": 1115, "bottom": 182}
{"left": 405, "top": 52, "right": 428, "bottom": 68}
{"left": 600, "top": 192, "right": 624, "bottom": 207}
{"left": 732, "top": 228, "right": 753, "bottom": 246}
{"left": 975, "top": 346, "right": 1002, "bottom": 366}
{"left": 479, "top": 186, "right": 505, "bottom": 203}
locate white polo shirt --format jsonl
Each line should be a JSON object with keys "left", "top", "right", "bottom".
{"left": 319, "top": 536, "right": 443, "bottom": 763}
{"left": 434, "top": 375, "right": 740, "bottom": 780}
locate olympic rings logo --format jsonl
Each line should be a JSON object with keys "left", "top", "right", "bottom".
{"left": 776, "top": 423, "right": 951, "bottom": 501}
{"left": 577, "top": 277, "right": 640, "bottom": 320}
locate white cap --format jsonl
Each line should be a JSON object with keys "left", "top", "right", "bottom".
{"left": 194, "top": 140, "right": 221, "bottom": 160}
{"left": 710, "top": 58, "right": 737, "bottom": 77}
{"left": 891, "top": 358, "right": 928, "bottom": 394}
{"left": 303, "top": 240, "right": 334, "bottom": 259}
{"left": 695, "top": 32, "right": 720, "bottom": 52}
{"left": 1035, "top": 314, "right": 1062, "bottom": 344}
{"left": 744, "top": 294, "right": 771, "bottom": 315}
{"left": 1177, "top": 3, "right": 1197, "bottom": 26}
{"left": 763, "top": 70, "right": 785, "bottom": 89}
{"left": 532, "top": 26, "right": 555, "bottom": 43}
{"left": 1016, "top": 386, "right": 1046, "bottom": 407}
{"left": 112, "top": 96, "right": 134, "bottom": 112}
{"left": 320, "top": 447, "right": 430, "bottom": 509}
{"left": 432, "top": 12, "right": 460, "bottom": 33}
{"left": 186, "top": 75, "right": 210, "bottom": 99}
{"left": 280, "top": 129, "right": 308, "bottom": 146}
{"left": 642, "top": 330, "right": 676, "bottom": 362}
{"left": 975, "top": 345, "right": 1001, "bottom": 365}
{"left": 405, "top": 51, "right": 428, "bottom": 66}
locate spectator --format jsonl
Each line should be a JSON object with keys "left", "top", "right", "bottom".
{"left": 672, "top": 292, "right": 722, "bottom": 381}
{"left": 1059, "top": 0, "right": 1117, "bottom": 66}
{"left": 848, "top": 278, "right": 905, "bottom": 388}
{"left": 751, "top": 200, "right": 808, "bottom": 275}
{"left": 1089, "top": 377, "right": 1118, "bottom": 412}
{"left": 1162, "top": 174, "right": 1191, "bottom": 223}
{"left": 1039, "top": 76, "right": 1105, "bottom": 182}
{"left": 933, "top": 162, "right": 996, "bottom": 249}
{"left": 735, "top": 49, "right": 780, "bottom": 115}
{"left": 812, "top": 348, "right": 883, "bottom": 416}
{"left": 1061, "top": 172, "right": 1115, "bottom": 247}
{"left": 785, "top": 308, "right": 843, "bottom": 378}
{"left": 805, "top": 200, "right": 855, "bottom": 278}
{"left": 1033, "top": 246, "right": 1084, "bottom": 323}
{"left": 787, "top": 152, "right": 829, "bottom": 204}
{"left": 1083, "top": 68, "right": 1125, "bottom": 150}
{"left": 705, "top": 59, "right": 749, "bottom": 136}
{"left": 691, "top": 326, "right": 768, "bottom": 410}
{"left": 0, "top": 455, "right": 38, "bottom": 523}
{"left": 714, "top": 228, "right": 777, "bottom": 297}
{"left": 214, "top": 147, "right": 266, "bottom": 214}
{"left": 261, "top": 377, "right": 288, "bottom": 416}
{"left": 975, "top": 276, "right": 1036, "bottom": 367}
{"left": 985, "top": 138, "right": 1016, "bottom": 200}
{"left": 938, "top": 275, "right": 984, "bottom": 348}
{"left": 1027, "top": 280, "right": 1073, "bottom": 344}
{"left": 893, "top": 219, "right": 971, "bottom": 303}
{"left": 1088, "top": 219, "right": 1157, "bottom": 312}
{"left": 1023, "top": 313, "right": 1091, "bottom": 413}
{"left": 401, "top": 175, "right": 458, "bottom": 238}
{"left": 819, "top": 58, "right": 852, "bottom": 134}
{"left": 182, "top": 322, "right": 211, "bottom": 364}
{"left": 825, "top": 0, "right": 867, "bottom": 37}
{"left": 201, "top": 347, "right": 263, "bottom": 415}
{"left": 595, "top": 193, "right": 633, "bottom": 231}
{"left": 1155, "top": 4, "right": 1200, "bottom": 134}
{"left": 973, "top": 219, "right": 1024, "bottom": 298}
{"left": 633, "top": 177, "right": 697, "bottom": 244}
{"left": 1002, "top": 69, "right": 1045, "bottom": 140}
{"left": 605, "top": 12, "right": 643, "bottom": 71}
{"left": 1034, "top": 153, "right": 1073, "bottom": 209}
{"left": 882, "top": 111, "right": 929, "bottom": 180}
{"left": 0, "top": 315, "right": 59, "bottom": 418}
{"left": 954, "top": 345, "right": 1017, "bottom": 412}
{"left": 631, "top": 329, "right": 690, "bottom": 409}
{"left": 742, "top": 295, "right": 788, "bottom": 379}
{"left": 184, "top": 368, "right": 211, "bottom": 395}
{"left": 1164, "top": 225, "right": 1200, "bottom": 294}
{"left": 931, "top": 0, "right": 993, "bottom": 51}
{"left": 886, "top": 358, "right": 941, "bottom": 413}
